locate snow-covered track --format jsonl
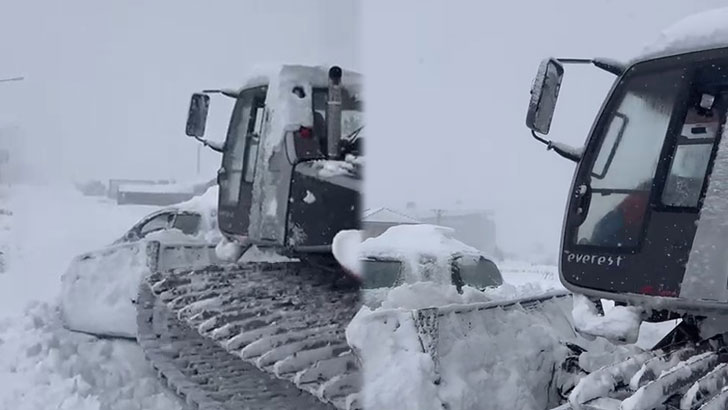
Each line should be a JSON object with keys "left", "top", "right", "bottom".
{"left": 559, "top": 326, "right": 728, "bottom": 410}
{"left": 137, "top": 256, "right": 362, "bottom": 410}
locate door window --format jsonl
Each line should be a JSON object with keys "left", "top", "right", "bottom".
{"left": 172, "top": 213, "right": 201, "bottom": 235}
{"left": 576, "top": 68, "right": 683, "bottom": 248}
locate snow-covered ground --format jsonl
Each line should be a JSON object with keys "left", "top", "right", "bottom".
{"left": 0, "top": 183, "right": 182, "bottom": 410}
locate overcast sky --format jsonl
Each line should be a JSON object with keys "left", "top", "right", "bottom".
{"left": 0, "top": 0, "right": 360, "bottom": 182}
{"left": 361, "top": 0, "right": 727, "bottom": 256}
{"left": 1, "top": 1, "right": 726, "bottom": 257}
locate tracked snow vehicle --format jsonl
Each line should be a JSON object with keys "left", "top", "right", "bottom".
{"left": 523, "top": 9, "right": 728, "bottom": 410}
{"left": 136, "top": 65, "right": 364, "bottom": 410}
{"left": 350, "top": 9, "right": 728, "bottom": 410}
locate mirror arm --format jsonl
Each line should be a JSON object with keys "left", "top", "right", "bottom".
{"left": 531, "top": 130, "right": 582, "bottom": 163}
{"left": 193, "top": 136, "right": 224, "bottom": 153}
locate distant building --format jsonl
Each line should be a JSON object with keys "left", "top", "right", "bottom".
{"left": 361, "top": 207, "right": 421, "bottom": 239}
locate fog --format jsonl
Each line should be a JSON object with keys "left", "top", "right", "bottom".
{"left": 2, "top": 1, "right": 727, "bottom": 258}
{"left": 0, "top": 0, "right": 360, "bottom": 183}
{"left": 361, "top": 0, "right": 727, "bottom": 257}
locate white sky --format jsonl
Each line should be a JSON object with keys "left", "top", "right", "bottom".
{"left": 361, "top": 0, "right": 727, "bottom": 256}
{"left": 1, "top": 0, "right": 727, "bottom": 257}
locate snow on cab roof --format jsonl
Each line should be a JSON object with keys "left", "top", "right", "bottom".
{"left": 238, "top": 63, "right": 363, "bottom": 91}
{"left": 635, "top": 7, "right": 728, "bottom": 62}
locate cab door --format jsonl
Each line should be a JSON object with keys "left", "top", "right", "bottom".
{"left": 561, "top": 55, "right": 728, "bottom": 299}
{"left": 217, "top": 86, "right": 267, "bottom": 237}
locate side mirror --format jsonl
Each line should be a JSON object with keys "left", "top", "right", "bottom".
{"left": 526, "top": 58, "right": 564, "bottom": 135}
{"left": 186, "top": 93, "right": 210, "bottom": 137}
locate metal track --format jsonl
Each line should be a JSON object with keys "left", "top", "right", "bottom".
{"left": 137, "top": 260, "right": 362, "bottom": 410}
{"left": 554, "top": 322, "right": 728, "bottom": 410}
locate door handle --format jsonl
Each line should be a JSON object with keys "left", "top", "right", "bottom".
{"left": 573, "top": 184, "right": 592, "bottom": 225}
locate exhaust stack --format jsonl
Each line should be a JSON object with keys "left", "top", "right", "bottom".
{"left": 327, "top": 66, "right": 343, "bottom": 159}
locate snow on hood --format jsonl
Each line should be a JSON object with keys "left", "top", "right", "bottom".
{"left": 636, "top": 7, "right": 728, "bottom": 62}
{"left": 361, "top": 224, "right": 481, "bottom": 259}
{"left": 361, "top": 224, "right": 485, "bottom": 285}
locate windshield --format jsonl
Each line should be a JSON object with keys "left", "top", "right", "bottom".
{"left": 313, "top": 87, "right": 364, "bottom": 140}
{"left": 361, "top": 258, "right": 403, "bottom": 289}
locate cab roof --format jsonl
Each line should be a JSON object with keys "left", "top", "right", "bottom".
{"left": 632, "top": 7, "right": 728, "bottom": 64}
{"left": 237, "top": 64, "right": 363, "bottom": 92}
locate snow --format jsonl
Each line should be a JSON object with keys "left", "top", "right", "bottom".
{"left": 214, "top": 236, "right": 246, "bottom": 262}
{"left": 680, "top": 108, "right": 728, "bottom": 304}
{"left": 347, "top": 290, "right": 579, "bottom": 410}
{"left": 637, "top": 7, "right": 728, "bottom": 61}
{"left": 238, "top": 245, "right": 298, "bottom": 263}
{"left": 359, "top": 224, "right": 490, "bottom": 287}
{"left": 361, "top": 224, "right": 480, "bottom": 258}
{"left": 303, "top": 190, "right": 316, "bottom": 204}
{"left": 313, "top": 159, "right": 356, "bottom": 178}
{"left": 60, "top": 242, "right": 151, "bottom": 338}
{"left": 367, "top": 282, "right": 492, "bottom": 310}
{"left": 572, "top": 293, "right": 644, "bottom": 344}
{"left": 0, "top": 183, "right": 181, "bottom": 409}
{"left": 332, "top": 229, "right": 362, "bottom": 277}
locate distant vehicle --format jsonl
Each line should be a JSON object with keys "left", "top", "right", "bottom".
{"left": 361, "top": 250, "right": 503, "bottom": 292}
{"left": 358, "top": 224, "right": 503, "bottom": 292}
{"left": 111, "top": 207, "right": 213, "bottom": 245}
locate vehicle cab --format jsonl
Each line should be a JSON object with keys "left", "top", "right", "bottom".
{"left": 185, "top": 65, "right": 364, "bottom": 253}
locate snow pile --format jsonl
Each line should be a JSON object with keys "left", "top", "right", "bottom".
{"left": 370, "top": 282, "right": 492, "bottom": 310}
{"left": 332, "top": 229, "right": 362, "bottom": 277}
{"left": 0, "top": 302, "right": 181, "bottom": 410}
{"left": 361, "top": 224, "right": 483, "bottom": 285}
{"left": 214, "top": 236, "right": 245, "bottom": 262}
{"left": 238, "top": 245, "right": 298, "bottom": 263}
{"left": 572, "top": 294, "right": 643, "bottom": 344}
{"left": 313, "top": 159, "right": 356, "bottom": 178}
{"left": 347, "top": 295, "right": 579, "bottom": 410}
{"left": 60, "top": 242, "right": 152, "bottom": 338}
{"left": 638, "top": 7, "right": 728, "bottom": 61}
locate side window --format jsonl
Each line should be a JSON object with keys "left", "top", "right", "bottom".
{"left": 139, "top": 213, "right": 173, "bottom": 236}
{"left": 361, "top": 258, "right": 403, "bottom": 289}
{"left": 456, "top": 255, "right": 503, "bottom": 289}
{"left": 661, "top": 103, "right": 719, "bottom": 208}
{"left": 172, "top": 213, "right": 201, "bottom": 235}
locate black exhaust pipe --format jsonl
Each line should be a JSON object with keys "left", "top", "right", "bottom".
{"left": 327, "top": 66, "right": 343, "bottom": 159}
